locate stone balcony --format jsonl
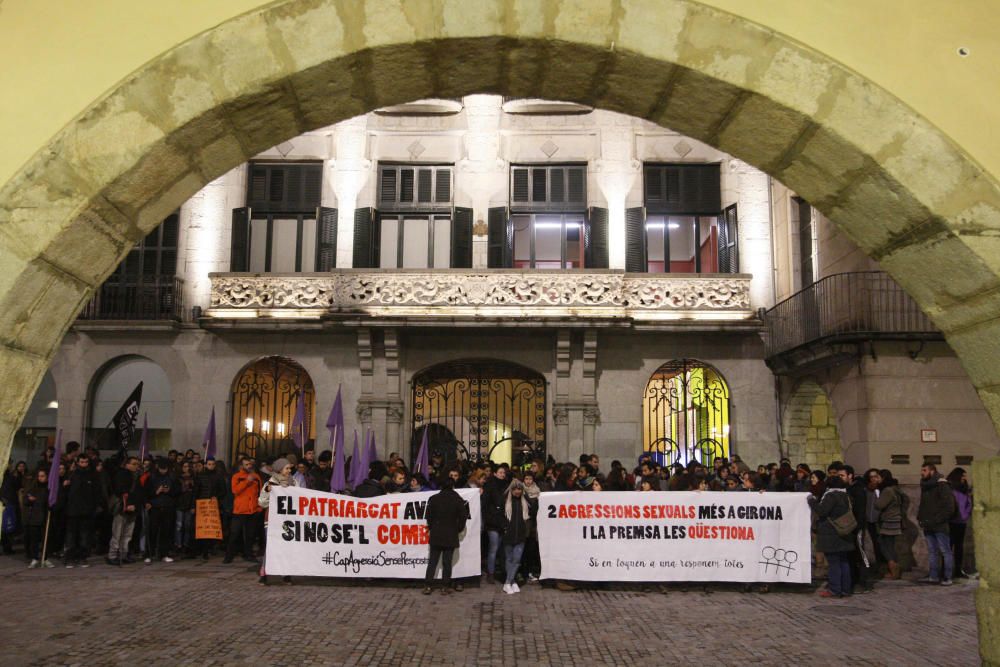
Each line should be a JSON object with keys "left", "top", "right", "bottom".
{"left": 204, "top": 270, "right": 756, "bottom": 329}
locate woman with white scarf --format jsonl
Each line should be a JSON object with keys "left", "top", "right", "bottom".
{"left": 257, "top": 458, "right": 298, "bottom": 585}
{"left": 501, "top": 479, "right": 531, "bottom": 594}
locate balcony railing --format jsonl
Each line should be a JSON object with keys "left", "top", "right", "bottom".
{"left": 205, "top": 270, "right": 753, "bottom": 324}
{"left": 764, "top": 272, "right": 940, "bottom": 358}
{"left": 78, "top": 276, "right": 183, "bottom": 321}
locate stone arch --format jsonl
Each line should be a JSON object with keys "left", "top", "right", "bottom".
{"left": 229, "top": 355, "right": 315, "bottom": 466}
{"left": 86, "top": 354, "right": 172, "bottom": 451}
{"left": 3, "top": 0, "right": 1000, "bottom": 467}
{"left": 782, "top": 379, "right": 842, "bottom": 469}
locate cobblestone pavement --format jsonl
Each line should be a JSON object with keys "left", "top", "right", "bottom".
{"left": 0, "top": 556, "right": 979, "bottom": 667}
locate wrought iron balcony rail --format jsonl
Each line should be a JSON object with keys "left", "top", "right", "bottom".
{"left": 764, "top": 271, "right": 940, "bottom": 358}
{"left": 206, "top": 270, "right": 753, "bottom": 324}
{"left": 78, "top": 276, "right": 184, "bottom": 321}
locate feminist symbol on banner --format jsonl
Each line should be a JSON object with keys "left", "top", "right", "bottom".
{"left": 759, "top": 546, "right": 798, "bottom": 575}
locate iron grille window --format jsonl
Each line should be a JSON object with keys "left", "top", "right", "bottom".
{"left": 378, "top": 164, "right": 453, "bottom": 211}
{"left": 643, "top": 359, "right": 731, "bottom": 466}
{"left": 411, "top": 360, "right": 546, "bottom": 466}
{"left": 510, "top": 164, "right": 586, "bottom": 212}
{"left": 247, "top": 162, "right": 323, "bottom": 213}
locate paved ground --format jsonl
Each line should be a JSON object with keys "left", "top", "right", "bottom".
{"left": 0, "top": 556, "right": 980, "bottom": 667}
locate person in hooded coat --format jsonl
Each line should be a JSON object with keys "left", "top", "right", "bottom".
{"left": 501, "top": 479, "right": 531, "bottom": 595}
{"left": 258, "top": 457, "right": 297, "bottom": 586}
{"left": 423, "top": 477, "right": 470, "bottom": 595}
{"left": 808, "top": 475, "right": 855, "bottom": 598}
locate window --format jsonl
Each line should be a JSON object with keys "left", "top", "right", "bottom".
{"left": 643, "top": 359, "right": 731, "bottom": 466}
{"left": 353, "top": 164, "right": 471, "bottom": 270}
{"left": 231, "top": 162, "right": 336, "bottom": 272}
{"left": 626, "top": 163, "right": 736, "bottom": 274}
{"left": 491, "top": 164, "right": 605, "bottom": 269}
{"left": 512, "top": 214, "right": 586, "bottom": 269}
{"left": 378, "top": 214, "right": 453, "bottom": 269}
{"left": 112, "top": 212, "right": 178, "bottom": 281}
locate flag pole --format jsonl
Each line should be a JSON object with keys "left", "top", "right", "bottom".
{"left": 39, "top": 513, "right": 51, "bottom": 565}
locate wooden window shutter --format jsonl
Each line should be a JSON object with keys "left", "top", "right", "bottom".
{"left": 230, "top": 207, "right": 251, "bottom": 272}
{"left": 690, "top": 164, "right": 721, "bottom": 215}
{"left": 380, "top": 168, "right": 397, "bottom": 203}
{"left": 451, "top": 207, "right": 473, "bottom": 269}
{"left": 303, "top": 167, "right": 322, "bottom": 209}
{"left": 317, "top": 207, "right": 338, "bottom": 271}
{"left": 531, "top": 168, "right": 547, "bottom": 202}
{"left": 399, "top": 169, "right": 415, "bottom": 203}
{"left": 512, "top": 168, "right": 530, "bottom": 203}
{"left": 625, "top": 206, "right": 646, "bottom": 273}
{"left": 644, "top": 166, "right": 663, "bottom": 205}
{"left": 268, "top": 169, "right": 285, "bottom": 203}
{"left": 587, "top": 207, "right": 609, "bottom": 269}
{"left": 718, "top": 204, "right": 739, "bottom": 273}
{"left": 352, "top": 207, "right": 375, "bottom": 268}
{"left": 488, "top": 206, "right": 510, "bottom": 268}
{"left": 550, "top": 168, "right": 565, "bottom": 203}
{"left": 435, "top": 168, "right": 452, "bottom": 203}
{"left": 417, "top": 168, "right": 433, "bottom": 203}
{"left": 567, "top": 168, "right": 586, "bottom": 206}
{"left": 249, "top": 167, "right": 268, "bottom": 204}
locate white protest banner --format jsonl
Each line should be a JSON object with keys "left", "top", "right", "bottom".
{"left": 265, "top": 485, "right": 481, "bottom": 578}
{"left": 538, "top": 491, "right": 812, "bottom": 583}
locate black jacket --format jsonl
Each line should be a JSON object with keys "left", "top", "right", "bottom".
{"left": 22, "top": 482, "right": 48, "bottom": 527}
{"left": 112, "top": 468, "right": 143, "bottom": 511}
{"left": 847, "top": 478, "right": 868, "bottom": 527}
{"left": 426, "top": 488, "right": 469, "bottom": 549}
{"left": 353, "top": 479, "right": 385, "bottom": 498}
{"left": 66, "top": 468, "right": 102, "bottom": 518}
{"left": 482, "top": 476, "right": 511, "bottom": 531}
{"left": 809, "top": 489, "right": 855, "bottom": 554}
{"left": 144, "top": 471, "right": 180, "bottom": 509}
{"left": 308, "top": 467, "right": 332, "bottom": 491}
{"left": 918, "top": 475, "right": 956, "bottom": 533}
{"left": 194, "top": 470, "right": 226, "bottom": 502}
{"left": 502, "top": 495, "right": 529, "bottom": 546}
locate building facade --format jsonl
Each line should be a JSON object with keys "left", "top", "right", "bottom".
{"left": 15, "top": 96, "right": 999, "bottom": 480}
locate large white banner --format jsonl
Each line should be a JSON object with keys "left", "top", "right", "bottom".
{"left": 538, "top": 491, "right": 812, "bottom": 583}
{"left": 265, "top": 486, "right": 481, "bottom": 578}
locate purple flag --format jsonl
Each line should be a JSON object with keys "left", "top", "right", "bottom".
{"left": 415, "top": 425, "right": 430, "bottom": 479}
{"left": 348, "top": 430, "right": 362, "bottom": 489}
{"left": 366, "top": 428, "right": 378, "bottom": 465}
{"left": 47, "top": 430, "right": 62, "bottom": 508}
{"left": 328, "top": 387, "right": 346, "bottom": 492}
{"left": 138, "top": 414, "right": 149, "bottom": 461}
{"left": 203, "top": 407, "right": 216, "bottom": 460}
{"left": 291, "top": 391, "right": 306, "bottom": 451}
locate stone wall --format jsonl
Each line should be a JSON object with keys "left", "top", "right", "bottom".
{"left": 973, "top": 457, "right": 1000, "bottom": 666}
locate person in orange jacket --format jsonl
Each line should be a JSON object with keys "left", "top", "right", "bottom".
{"left": 223, "top": 456, "right": 261, "bottom": 564}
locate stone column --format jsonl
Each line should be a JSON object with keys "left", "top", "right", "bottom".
{"left": 330, "top": 116, "right": 371, "bottom": 268}
{"left": 973, "top": 457, "right": 1000, "bottom": 666}
{"left": 552, "top": 330, "right": 600, "bottom": 464}
{"left": 354, "top": 327, "right": 404, "bottom": 461}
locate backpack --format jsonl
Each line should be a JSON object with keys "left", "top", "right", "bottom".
{"left": 829, "top": 495, "right": 858, "bottom": 537}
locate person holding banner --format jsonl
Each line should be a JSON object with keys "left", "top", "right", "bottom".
{"left": 193, "top": 457, "right": 226, "bottom": 560}
{"left": 501, "top": 479, "right": 532, "bottom": 594}
{"left": 423, "top": 476, "right": 470, "bottom": 595}
{"left": 257, "top": 457, "right": 297, "bottom": 585}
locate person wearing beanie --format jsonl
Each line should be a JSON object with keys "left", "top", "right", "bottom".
{"left": 257, "top": 458, "right": 297, "bottom": 586}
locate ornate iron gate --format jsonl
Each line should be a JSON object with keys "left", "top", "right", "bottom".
{"left": 230, "top": 356, "right": 314, "bottom": 466}
{"left": 411, "top": 360, "right": 546, "bottom": 465}
{"left": 643, "top": 359, "right": 731, "bottom": 465}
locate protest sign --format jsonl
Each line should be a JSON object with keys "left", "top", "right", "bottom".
{"left": 264, "top": 486, "right": 481, "bottom": 578}
{"left": 194, "top": 498, "right": 223, "bottom": 540}
{"left": 538, "top": 491, "right": 811, "bottom": 583}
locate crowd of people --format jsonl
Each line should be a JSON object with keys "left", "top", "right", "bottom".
{"left": 0, "top": 443, "right": 976, "bottom": 597}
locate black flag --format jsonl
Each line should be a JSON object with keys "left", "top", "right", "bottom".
{"left": 105, "top": 381, "right": 143, "bottom": 457}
